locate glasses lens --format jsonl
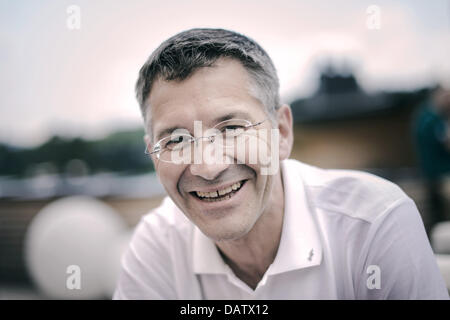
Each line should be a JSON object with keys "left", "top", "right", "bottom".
{"left": 214, "top": 119, "right": 251, "bottom": 147}
{"left": 157, "top": 134, "right": 194, "bottom": 163}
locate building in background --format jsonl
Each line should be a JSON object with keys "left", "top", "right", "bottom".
{"left": 290, "top": 65, "right": 430, "bottom": 170}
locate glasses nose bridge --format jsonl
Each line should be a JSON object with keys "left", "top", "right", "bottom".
{"left": 192, "top": 133, "right": 218, "bottom": 146}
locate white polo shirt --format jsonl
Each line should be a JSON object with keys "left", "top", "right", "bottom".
{"left": 114, "top": 159, "right": 449, "bottom": 299}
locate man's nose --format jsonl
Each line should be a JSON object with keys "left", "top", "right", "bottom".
{"left": 189, "top": 140, "right": 230, "bottom": 180}
{"left": 189, "top": 162, "right": 230, "bottom": 180}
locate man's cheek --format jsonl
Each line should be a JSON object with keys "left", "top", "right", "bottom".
{"left": 159, "top": 173, "right": 178, "bottom": 197}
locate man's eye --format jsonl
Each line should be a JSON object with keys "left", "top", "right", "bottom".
{"left": 165, "top": 135, "right": 186, "bottom": 147}
{"left": 221, "top": 125, "right": 244, "bottom": 132}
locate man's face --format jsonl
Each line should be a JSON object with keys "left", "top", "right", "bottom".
{"left": 146, "top": 59, "right": 287, "bottom": 241}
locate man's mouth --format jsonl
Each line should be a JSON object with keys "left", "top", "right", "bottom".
{"left": 190, "top": 180, "right": 247, "bottom": 202}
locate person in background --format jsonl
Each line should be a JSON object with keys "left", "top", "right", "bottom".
{"left": 414, "top": 86, "right": 450, "bottom": 234}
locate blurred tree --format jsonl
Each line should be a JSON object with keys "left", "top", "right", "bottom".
{"left": 0, "top": 129, "right": 154, "bottom": 177}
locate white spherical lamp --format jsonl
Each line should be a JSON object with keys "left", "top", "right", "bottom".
{"left": 25, "top": 196, "right": 127, "bottom": 299}
{"left": 432, "top": 222, "right": 450, "bottom": 254}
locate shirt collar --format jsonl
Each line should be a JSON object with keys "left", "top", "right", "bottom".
{"left": 192, "top": 159, "right": 323, "bottom": 275}
{"left": 266, "top": 159, "right": 323, "bottom": 274}
{"left": 192, "top": 224, "right": 229, "bottom": 274}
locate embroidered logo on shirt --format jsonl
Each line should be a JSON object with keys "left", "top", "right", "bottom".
{"left": 308, "top": 249, "right": 314, "bottom": 261}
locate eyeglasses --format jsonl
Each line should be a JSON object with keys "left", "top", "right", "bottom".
{"left": 145, "top": 118, "right": 267, "bottom": 164}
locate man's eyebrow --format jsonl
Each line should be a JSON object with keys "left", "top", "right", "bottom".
{"left": 155, "top": 126, "right": 186, "bottom": 141}
{"left": 214, "top": 111, "right": 253, "bottom": 124}
{"left": 155, "top": 111, "right": 254, "bottom": 140}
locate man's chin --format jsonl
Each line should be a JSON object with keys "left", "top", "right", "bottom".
{"left": 197, "top": 219, "right": 254, "bottom": 242}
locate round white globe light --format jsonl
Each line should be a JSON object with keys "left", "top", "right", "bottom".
{"left": 25, "top": 196, "right": 127, "bottom": 299}
{"left": 431, "top": 222, "right": 450, "bottom": 254}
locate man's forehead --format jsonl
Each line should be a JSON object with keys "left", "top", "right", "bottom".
{"left": 147, "top": 59, "right": 264, "bottom": 140}
{"left": 148, "top": 59, "right": 252, "bottom": 106}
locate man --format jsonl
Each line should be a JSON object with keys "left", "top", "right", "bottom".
{"left": 114, "top": 28, "right": 448, "bottom": 299}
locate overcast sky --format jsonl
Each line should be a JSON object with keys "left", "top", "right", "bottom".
{"left": 1, "top": 0, "right": 449, "bottom": 147}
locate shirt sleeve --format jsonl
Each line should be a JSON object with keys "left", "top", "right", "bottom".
{"left": 113, "top": 217, "right": 177, "bottom": 300}
{"left": 355, "top": 197, "right": 449, "bottom": 300}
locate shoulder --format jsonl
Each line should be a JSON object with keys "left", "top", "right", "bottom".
{"left": 115, "top": 197, "right": 197, "bottom": 299}
{"left": 284, "top": 159, "right": 410, "bottom": 223}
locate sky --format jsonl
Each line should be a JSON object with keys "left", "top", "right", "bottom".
{"left": 0, "top": 0, "right": 449, "bottom": 147}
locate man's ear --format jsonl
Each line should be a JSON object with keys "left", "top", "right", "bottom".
{"left": 144, "top": 133, "right": 151, "bottom": 144}
{"left": 276, "top": 104, "right": 294, "bottom": 161}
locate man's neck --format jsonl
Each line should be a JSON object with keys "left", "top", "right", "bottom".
{"left": 215, "top": 171, "right": 285, "bottom": 290}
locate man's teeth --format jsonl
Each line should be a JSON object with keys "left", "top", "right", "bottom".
{"left": 196, "top": 181, "right": 242, "bottom": 198}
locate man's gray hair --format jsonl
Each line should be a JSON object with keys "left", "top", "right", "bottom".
{"left": 135, "top": 28, "right": 280, "bottom": 134}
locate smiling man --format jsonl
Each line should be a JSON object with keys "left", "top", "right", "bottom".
{"left": 114, "top": 28, "right": 448, "bottom": 299}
